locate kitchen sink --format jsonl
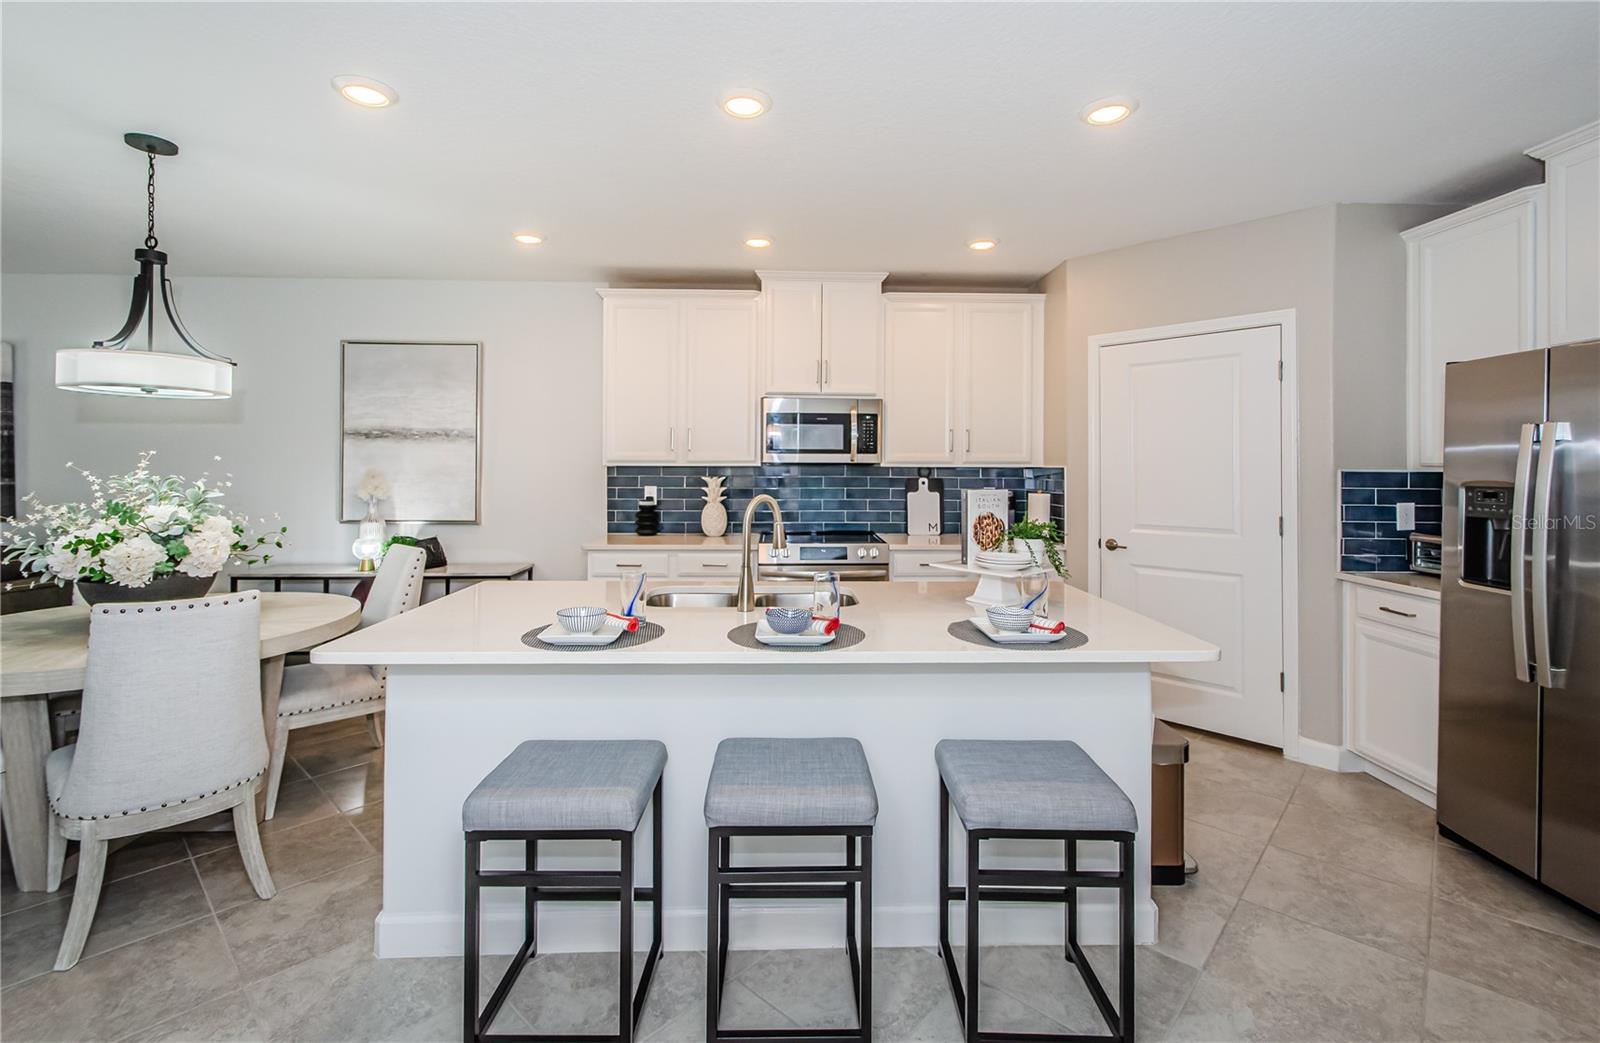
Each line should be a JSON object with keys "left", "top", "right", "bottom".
{"left": 643, "top": 589, "right": 859, "bottom": 609}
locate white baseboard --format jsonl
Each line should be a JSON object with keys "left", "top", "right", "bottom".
{"left": 375, "top": 897, "right": 1160, "bottom": 959}
{"left": 1348, "top": 755, "right": 1437, "bottom": 808}
{"left": 1287, "top": 736, "right": 1363, "bottom": 772}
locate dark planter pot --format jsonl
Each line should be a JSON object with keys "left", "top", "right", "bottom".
{"left": 75, "top": 572, "right": 218, "bottom": 605}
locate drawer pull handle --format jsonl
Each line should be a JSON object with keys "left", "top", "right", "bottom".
{"left": 700, "top": 563, "right": 728, "bottom": 568}
{"left": 617, "top": 563, "right": 643, "bottom": 569}
{"left": 1378, "top": 606, "right": 1417, "bottom": 618}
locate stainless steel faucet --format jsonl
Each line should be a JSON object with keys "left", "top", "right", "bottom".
{"left": 736, "top": 494, "right": 787, "bottom": 613}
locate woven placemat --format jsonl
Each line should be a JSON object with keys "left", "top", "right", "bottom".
{"left": 726, "top": 622, "right": 866, "bottom": 652}
{"left": 946, "top": 619, "right": 1089, "bottom": 650}
{"left": 522, "top": 621, "right": 666, "bottom": 651}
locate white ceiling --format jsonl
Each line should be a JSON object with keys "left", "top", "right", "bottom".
{"left": 3, "top": 2, "right": 1596, "bottom": 284}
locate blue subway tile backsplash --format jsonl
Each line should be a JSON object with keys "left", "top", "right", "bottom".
{"left": 606, "top": 465, "right": 1065, "bottom": 535}
{"left": 1339, "top": 468, "right": 1441, "bottom": 572}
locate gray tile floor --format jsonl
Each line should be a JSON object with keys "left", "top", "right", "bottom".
{"left": 4, "top": 719, "right": 1599, "bottom": 1042}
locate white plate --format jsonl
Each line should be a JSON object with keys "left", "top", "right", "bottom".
{"left": 966, "top": 616, "right": 1069, "bottom": 644}
{"left": 539, "top": 619, "right": 627, "bottom": 646}
{"left": 755, "top": 618, "right": 836, "bottom": 646}
{"left": 973, "top": 559, "right": 1034, "bottom": 573}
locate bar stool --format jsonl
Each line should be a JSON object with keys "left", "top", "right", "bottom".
{"left": 935, "top": 739, "right": 1138, "bottom": 1043}
{"left": 704, "top": 737, "right": 878, "bottom": 1043}
{"left": 462, "top": 739, "right": 666, "bottom": 1043}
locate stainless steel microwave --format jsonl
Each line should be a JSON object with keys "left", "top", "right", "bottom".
{"left": 761, "top": 396, "right": 882, "bottom": 464}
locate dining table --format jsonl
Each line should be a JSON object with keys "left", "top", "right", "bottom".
{"left": 0, "top": 591, "right": 361, "bottom": 891}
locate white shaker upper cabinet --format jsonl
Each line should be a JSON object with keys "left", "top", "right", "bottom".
{"left": 961, "top": 300, "right": 1040, "bottom": 464}
{"left": 759, "top": 272, "right": 887, "bottom": 395}
{"left": 602, "top": 294, "right": 681, "bottom": 463}
{"left": 600, "top": 290, "right": 759, "bottom": 465}
{"left": 822, "top": 278, "right": 887, "bottom": 395}
{"left": 1404, "top": 185, "right": 1546, "bottom": 468}
{"left": 1529, "top": 122, "right": 1600, "bottom": 346}
{"left": 682, "top": 296, "right": 759, "bottom": 464}
{"left": 883, "top": 298, "right": 959, "bottom": 464}
{"left": 883, "top": 293, "right": 1044, "bottom": 466}
{"left": 762, "top": 277, "right": 824, "bottom": 393}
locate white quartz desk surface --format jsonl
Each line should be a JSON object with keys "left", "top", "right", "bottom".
{"left": 311, "top": 579, "right": 1218, "bottom": 668}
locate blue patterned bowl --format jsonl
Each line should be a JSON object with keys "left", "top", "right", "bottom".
{"left": 985, "top": 605, "right": 1036, "bottom": 633}
{"left": 556, "top": 606, "right": 607, "bottom": 634}
{"left": 764, "top": 607, "right": 814, "bottom": 634}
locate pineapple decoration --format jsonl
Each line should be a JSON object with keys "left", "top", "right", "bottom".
{"left": 700, "top": 476, "right": 729, "bottom": 537}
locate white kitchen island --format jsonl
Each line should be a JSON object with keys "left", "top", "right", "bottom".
{"left": 311, "top": 579, "right": 1216, "bottom": 960}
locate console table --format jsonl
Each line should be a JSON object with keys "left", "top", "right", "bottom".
{"left": 230, "top": 561, "right": 534, "bottom": 594}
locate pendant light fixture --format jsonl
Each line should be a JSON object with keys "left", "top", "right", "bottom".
{"left": 55, "top": 133, "right": 234, "bottom": 399}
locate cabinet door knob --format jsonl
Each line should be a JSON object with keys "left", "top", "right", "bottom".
{"left": 1104, "top": 537, "right": 1126, "bottom": 551}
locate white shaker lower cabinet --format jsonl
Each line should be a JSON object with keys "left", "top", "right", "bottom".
{"left": 600, "top": 289, "right": 759, "bottom": 466}
{"left": 1403, "top": 185, "right": 1546, "bottom": 468}
{"left": 1341, "top": 581, "right": 1440, "bottom": 794}
{"left": 882, "top": 293, "right": 1044, "bottom": 466}
{"left": 586, "top": 548, "right": 748, "bottom": 580}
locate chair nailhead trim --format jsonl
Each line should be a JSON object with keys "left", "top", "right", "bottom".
{"left": 282, "top": 694, "right": 383, "bottom": 717}
{"left": 96, "top": 592, "right": 257, "bottom": 615}
{"left": 51, "top": 767, "right": 265, "bottom": 821}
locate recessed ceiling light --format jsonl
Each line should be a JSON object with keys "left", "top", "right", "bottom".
{"left": 744, "top": 236, "right": 773, "bottom": 249}
{"left": 512, "top": 233, "right": 544, "bottom": 245}
{"left": 1081, "top": 96, "right": 1137, "bottom": 126}
{"left": 332, "top": 75, "right": 398, "bottom": 109}
{"left": 721, "top": 89, "right": 771, "bottom": 119}
{"left": 968, "top": 239, "right": 998, "bottom": 252}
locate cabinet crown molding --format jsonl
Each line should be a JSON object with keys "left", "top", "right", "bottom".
{"left": 756, "top": 270, "right": 888, "bottom": 285}
{"left": 882, "top": 291, "right": 1044, "bottom": 302}
{"left": 1400, "top": 183, "right": 1546, "bottom": 242}
{"left": 597, "top": 287, "right": 759, "bottom": 299}
{"left": 1526, "top": 120, "right": 1600, "bottom": 161}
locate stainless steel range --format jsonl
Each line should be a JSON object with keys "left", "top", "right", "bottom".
{"left": 757, "top": 529, "right": 888, "bottom": 581}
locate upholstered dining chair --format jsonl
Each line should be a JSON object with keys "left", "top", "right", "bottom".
{"left": 45, "top": 591, "right": 276, "bottom": 970}
{"left": 263, "top": 543, "right": 425, "bottom": 819}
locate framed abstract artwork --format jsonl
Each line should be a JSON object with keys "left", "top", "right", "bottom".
{"left": 339, "top": 340, "right": 481, "bottom": 523}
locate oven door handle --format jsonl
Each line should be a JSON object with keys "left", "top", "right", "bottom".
{"left": 758, "top": 565, "right": 887, "bottom": 581}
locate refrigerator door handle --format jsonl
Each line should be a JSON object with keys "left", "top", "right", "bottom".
{"left": 1510, "top": 422, "right": 1536, "bottom": 683}
{"left": 1532, "top": 421, "right": 1572, "bottom": 689}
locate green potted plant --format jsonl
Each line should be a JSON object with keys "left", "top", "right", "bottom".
{"left": 1003, "top": 518, "right": 1067, "bottom": 579}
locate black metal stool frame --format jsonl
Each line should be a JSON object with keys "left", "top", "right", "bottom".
{"left": 464, "top": 777, "right": 664, "bottom": 1043}
{"left": 706, "top": 824, "right": 874, "bottom": 1043}
{"left": 937, "top": 780, "right": 1136, "bottom": 1043}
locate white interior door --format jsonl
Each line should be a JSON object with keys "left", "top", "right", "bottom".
{"left": 1098, "top": 324, "right": 1284, "bottom": 745}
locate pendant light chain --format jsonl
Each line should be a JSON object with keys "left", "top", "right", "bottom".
{"left": 145, "top": 152, "right": 158, "bottom": 250}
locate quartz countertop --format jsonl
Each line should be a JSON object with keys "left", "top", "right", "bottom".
{"left": 584, "top": 533, "right": 962, "bottom": 552}
{"left": 312, "top": 578, "right": 1218, "bottom": 667}
{"left": 1338, "top": 571, "right": 1441, "bottom": 600}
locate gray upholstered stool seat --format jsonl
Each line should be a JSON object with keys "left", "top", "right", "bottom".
{"left": 935, "top": 739, "right": 1136, "bottom": 833}
{"left": 463, "top": 739, "right": 667, "bottom": 833}
{"left": 704, "top": 737, "right": 878, "bottom": 828}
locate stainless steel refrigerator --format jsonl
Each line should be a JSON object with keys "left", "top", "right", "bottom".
{"left": 1438, "top": 339, "right": 1599, "bottom": 914}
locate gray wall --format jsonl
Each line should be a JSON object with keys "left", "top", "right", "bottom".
{"left": 1039, "top": 203, "right": 1431, "bottom": 747}
{"left": 1, "top": 275, "right": 605, "bottom": 580}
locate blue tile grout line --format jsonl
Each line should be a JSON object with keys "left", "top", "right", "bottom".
{"left": 1337, "top": 467, "right": 1441, "bottom": 571}
{"left": 606, "top": 464, "right": 1065, "bottom": 535}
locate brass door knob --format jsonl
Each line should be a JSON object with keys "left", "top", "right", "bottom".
{"left": 1104, "top": 537, "right": 1125, "bottom": 551}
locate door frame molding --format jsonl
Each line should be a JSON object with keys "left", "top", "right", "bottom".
{"left": 1085, "top": 309, "right": 1302, "bottom": 757}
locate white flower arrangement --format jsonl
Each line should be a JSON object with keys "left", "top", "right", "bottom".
{"left": 356, "top": 469, "right": 391, "bottom": 505}
{"left": 1, "top": 451, "right": 286, "bottom": 588}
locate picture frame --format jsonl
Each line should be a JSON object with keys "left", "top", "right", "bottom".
{"left": 339, "top": 340, "right": 482, "bottom": 523}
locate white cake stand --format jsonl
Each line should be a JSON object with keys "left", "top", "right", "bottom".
{"left": 927, "top": 561, "right": 1051, "bottom": 610}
